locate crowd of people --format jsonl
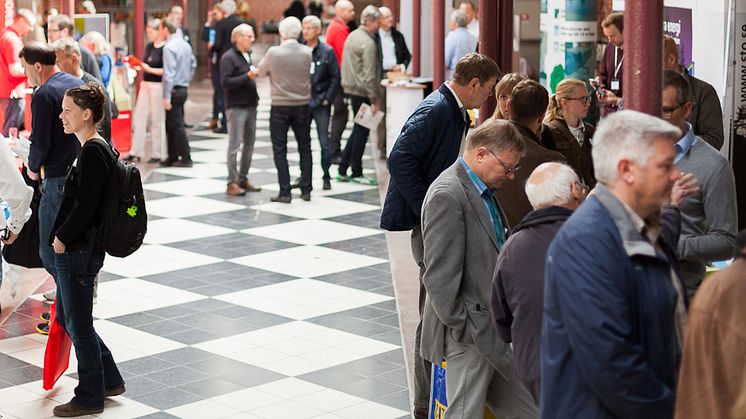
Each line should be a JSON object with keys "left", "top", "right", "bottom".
{"left": 379, "top": 10, "right": 741, "bottom": 419}
{"left": 0, "top": 1, "right": 744, "bottom": 418}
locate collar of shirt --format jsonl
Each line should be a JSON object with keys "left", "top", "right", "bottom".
{"left": 445, "top": 81, "right": 465, "bottom": 110}
{"left": 619, "top": 199, "right": 662, "bottom": 244}
{"left": 674, "top": 122, "right": 697, "bottom": 163}
{"left": 378, "top": 28, "right": 392, "bottom": 39}
{"left": 460, "top": 157, "right": 492, "bottom": 198}
{"left": 281, "top": 38, "right": 299, "bottom": 45}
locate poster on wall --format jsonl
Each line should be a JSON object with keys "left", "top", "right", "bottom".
{"left": 663, "top": 7, "right": 693, "bottom": 73}
{"left": 733, "top": 0, "right": 746, "bottom": 229}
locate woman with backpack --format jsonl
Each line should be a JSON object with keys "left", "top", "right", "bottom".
{"left": 50, "top": 81, "right": 125, "bottom": 417}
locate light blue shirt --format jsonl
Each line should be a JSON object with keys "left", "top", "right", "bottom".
{"left": 445, "top": 28, "right": 477, "bottom": 79}
{"left": 460, "top": 158, "right": 506, "bottom": 249}
{"left": 675, "top": 122, "right": 698, "bottom": 164}
{"left": 162, "top": 34, "right": 197, "bottom": 100}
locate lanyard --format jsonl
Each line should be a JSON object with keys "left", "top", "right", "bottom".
{"left": 614, "top": 46, "right": 624, "bottom": 78}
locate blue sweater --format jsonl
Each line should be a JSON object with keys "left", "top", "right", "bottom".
{"left": 28, "top": 72, "right": 84, "bottom": 178}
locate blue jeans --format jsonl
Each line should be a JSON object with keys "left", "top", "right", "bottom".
{"left": 338, "top": 95, "right": 370, "bottom": 178}
{"left": 55, "top": 249, "right": 123, "bottom": 408}
{"left": 270, "top": 105, "right": 313, "bottom": 196}
{"left": 39, "top": 177, "right": 66, "bottom": 281}
{"left": 311, "top": 105, "right": 332, "bottom": 180}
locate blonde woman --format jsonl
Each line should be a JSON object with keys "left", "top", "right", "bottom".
{"left": 129, "top": 19, "right": 167, "bottom": 163}
{"left": 80, "top": 31, "right": 113, "bottom": 87}
{"left": 543, "top": 78, "right": 596, "bottom": 188}
{"left": 491, "top": 72, "right": 527, "bottom": 120}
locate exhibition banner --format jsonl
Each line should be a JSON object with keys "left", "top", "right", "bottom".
{"left": 663, "top": 7, "right": 694, "bottom": 71}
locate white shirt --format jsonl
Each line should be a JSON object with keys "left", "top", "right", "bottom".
{"left": 467, "top": 19, "right": 479, "bottom": 39}
{"left": 241, "top": 52, "right": 251, "bottom": 64}
{"left": 0, "top": 140, "right": 33, "bottom": 235}
{"left": 567, "top": 121, "right": 586, "bottom": 146}
{"left": 379, "top": 28, "right": 397, "bottom": 71}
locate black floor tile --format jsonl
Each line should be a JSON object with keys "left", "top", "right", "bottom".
{"left": 184, "top": 209, "right": 302, "bottom": 230}
{"left": 153, "top": 347, "right": 217, "bottom": 365}
{"left": 373, "top": 388, "right": 412, "bottom": 411}
{"left": 143, "top": 190, "right": 178, "bottom": 201}
{"left": 332, "top": 189, "right": 383, "bottom": 206}
{"left": 322, "top": 235, "right": 389, "bottom": 259}
{"left": 340, "top": 376, "right": 406, "bottom": 400}
{"left": 118, "top": 375, "right": 167, "bottom": 397}
{"left": 133, "top": 320, "right": 195, "bottom": 337}
{"left": 0, "top": 365, "right": 43, "bottom": 385}
{"left": 167, "top": 232, "right": 298, "bottom": 259}
{"left": 129, "top": 387, "right": 204, "bottom": 410}
{"left": 307, "top": 312, "right": 398, "bottom": 339}
{"left": 144, "top": 365, "right": 210, "bottom": 386}
{"left": 135, "top": 412, "right": 182, "bottom": 419}
{"left": 176, "top": 377, "right": 245, "bottom": 398}
{"left": 118, "top": 356, "right": 178, "bottom": 376}
{"left": 143, "top": 172, "right": 188, "bottom": 184}
{"left": 165, "top": 328, "right": 226, "bottom": 345}
{"left": 371, "top": 367, "right": 409, "bottom": 387}
{"left": 107, "top": 312, "right": 164, "bottom": 328}
{"left": 372, "top": 349, "right": 406, "bottom": 366}
{"left": 326, "top": 210, "right": 383, "bottom": 229}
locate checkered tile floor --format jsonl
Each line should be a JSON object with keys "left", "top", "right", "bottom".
{"left": 0, "top": 79, "right": 410, "bottom": 418}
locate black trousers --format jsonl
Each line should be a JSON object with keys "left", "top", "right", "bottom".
{"left": 330, "top": 89, "right": 348, "bottom": 158}
{"left": 165, "top": 86, "right": 190, "bottom": 162}
{"left": 338, "top": 95, "right": 369, "bottom": 178}
{"left": 270, "top": 105, "right": 313, "bottom": 196}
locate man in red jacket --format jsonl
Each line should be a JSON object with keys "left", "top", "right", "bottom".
{"left": 325, "top": 0, "right": 355, "bottom": 163}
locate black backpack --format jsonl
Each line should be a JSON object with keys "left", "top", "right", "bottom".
{"left": 88, "top": 138, "right": 147, "bottom": 257}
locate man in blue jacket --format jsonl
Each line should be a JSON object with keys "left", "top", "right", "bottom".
{"left": 301, "top": 15, "right": 339, "bottom": 191}
{"left": 542, "top": 110, "right": 688, "bottom": 419}
{"left": 380, "top": 53, "right": 500, "bottom": 418}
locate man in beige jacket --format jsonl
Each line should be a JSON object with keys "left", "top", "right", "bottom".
{"left": 336, "top": 5, "right": 381, "bottom": 185}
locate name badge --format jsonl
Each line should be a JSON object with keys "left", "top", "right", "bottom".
{"left": 310, "top": 61, "right": 316, "bottom": 75}
{"left": 610, "top": 79, "right": 620, "bottom": 91}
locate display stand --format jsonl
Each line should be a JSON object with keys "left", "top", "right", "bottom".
{"left": 383, "top": 80, "right": 426, "bottom": 157}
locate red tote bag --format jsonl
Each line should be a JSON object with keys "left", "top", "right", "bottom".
{"left": 43, "top": 300, "right": 72, "bottom": 390}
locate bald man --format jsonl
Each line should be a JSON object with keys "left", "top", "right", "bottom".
{"left": 491, "top": 162, "right": 587, "bottom": 401}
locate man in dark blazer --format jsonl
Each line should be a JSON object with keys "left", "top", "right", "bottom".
{"left": 420, "top": 119, "right": 536, "bottom": 418}
{"left": 380, "top": 53, "right": 500, "bottom": 419}
{"left": 211, "top": 0, "right": 244, "bottom": 133}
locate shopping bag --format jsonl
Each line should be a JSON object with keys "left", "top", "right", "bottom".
{"left": 43, "top": 300, "right": 72, "bottom": 390}
{"left": 430, "top": 362, "right": 447, "bottom": 419}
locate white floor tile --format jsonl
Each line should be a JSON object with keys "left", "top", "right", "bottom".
{"left": 93, "top": 278, "right": 205, "bottom": 319}
{"left": 211, "top": 388, "right": 284, "bottom": 411}
{"left": 1, "top": 396, "right": 65, "bottom": 419}
{"left": 147, "top": 195, "right": 247, "bottom": 218}
{"left": 250, "top": 399, "right": 325, "bottom": 419}
{"left": 143, "top": 178, "right": 231, "bottom": 196}
{"left": 98, "top": 397, "right": 159, "bottom": 418}
{"left": 0, "top": 385, "right": 50, "bottom": 408}
{"left": 154, "top": 163, "right": 229, "bottom": 178}
{"left": 241, "top": 220, "right": 380, "bottom": 245}
{"left": 250, "top": 196, "right": 379, "bottom": 220}
{"left": 294, "top": 388, "right": 367, "bottom": 412}
{"left": 332, "top": 401, "right": 409, "bottom": 419}
{"left": 228, "top": 246, "right": 386, "bottom": 278}
{"left": 166, "top": 399, "right": 242, "bottom": 419}
{"left": 101, "top": 245, "right": 221, "bottom": 278}
{"left": 251, "top": 378, "right": 326, "bottom": 400}
{"left": 143, "top": 218, "right": 235, "bottom": 245}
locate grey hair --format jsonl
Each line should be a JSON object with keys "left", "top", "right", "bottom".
{"left": 217, "top": 0, "right": 236, "bottom": 16}
{"left": 278, "top": 16, "right": 302, "bottom": 39}
{"left": 15, "top": 9, "right": 36, "bottom": 26}
{"left": 451, "top": 10, "right": 468, "bottom": 28}
{"left": 231, "top": 23, "right": 254, "bottom": 43}
{"left": 302, "top": 15, "right": 322, "bottom": 29}
{"left": 466, "top": 118, "right": 526, "bottom": 155}
{"left": 50, "top": 38, "right": 80, "bottom": 57}
{"left": 592, "top": 110, "right": 681, "bottom": 184}
{"left": 360, "top": 5, "right": 381, "bottom": 25}
{"left": 525, "top": 163, "right": 579, "bottom": 210}
{"left": 147, "top": 18, "right": 161, "bottom": 30}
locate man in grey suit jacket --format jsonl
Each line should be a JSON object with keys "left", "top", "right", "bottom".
{"left": 421, "top": 119, "right": 537, "bottom": 418}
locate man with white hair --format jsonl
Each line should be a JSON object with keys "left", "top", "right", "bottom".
{"left": 336, "top": 5, "right": 382, "bottom": 185}
{"left": 491, "top": 162, "right": 587, "bottom": 402}
{"left": 250, "top": 17, "right": 313, "bottom": 203}
{"left": 542, "top": 110, "right": 688, "bottom": 418}
{"left": 445, "top": 10, "right": 477, "bottom": 80}
{"left": 220, "top": 24, "right": 261, "bottom": 196}
{"left": 211, "top": 0, "right": 243, "bottom": 133}
{"left": 47, "top": 14, "right": 102, "bottom": 82}
{"left": 0, "top": 9, "right": 34, "bottom": 136}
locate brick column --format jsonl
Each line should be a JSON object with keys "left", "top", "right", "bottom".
{"left": 623, "top": 0, "right": 663, "bottom": 116}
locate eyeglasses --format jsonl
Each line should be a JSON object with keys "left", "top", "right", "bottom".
{"left": 661, "top": 104, "right": 682, "bottom": 119}
{"left": 574, "top": 181, "right": 589, "bottom": 195}
{"left": 48, "top": 28, "right": 61, "bottom": 33}
{"left": 487, "top": 149, "right": 521, "bottom": 174}
{"left": 566, "top": 95, "right": 593, "bottom": 105}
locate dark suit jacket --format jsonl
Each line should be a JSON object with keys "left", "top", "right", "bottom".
{"left": 420, "top": 161, "right": 514, "bottom": 377}
{"left": 683, "top": 66, "right": 724, "bottom": 150}
{"left": 213, "top": 14, "right": 244, "bottom": 65}
{"left": 374, "top": 27, "right": 411, "bottom": 71}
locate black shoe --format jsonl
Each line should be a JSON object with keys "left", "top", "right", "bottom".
{"left": 238, "top": 180, "right": 262, "bottom": 192}
{"left": 184, "top": 123, "right": 194, "bottom": 129}
{"left": 53, "top": 400, "right": 103, "bottom": 417}
{"left": 323, "top": 178, "right": 331, "bottom": 190}
{"left": 331, "top": 156, "right": 342, "bottom": 165}
{"left": 300, "top": 193, "right": 311, "bottom": 201}
{"left": 105, "top": 384, "right": 126, "bottom": 397}
{"left": 159, "top": 159, "right": 174, "bottom": 167}
{"left": 270, "top": 195, "right": 291, "bottom": 204}
{"left": 36, "top": 322, "right": 49, "bottom": 335}
{"left": 123, "top": 155, "right": 140, "bottom": 162}
{"left": 146, "top": 158, "right": 161, "bottom": 164}
{"left": 171, "top": 159, "right": 194, "bottom": 168}
{"left": 213, "top": 126, "right": 227, "bottom": 134}
{"left": 40, "top": 312, "right": 50, "bottom": 322}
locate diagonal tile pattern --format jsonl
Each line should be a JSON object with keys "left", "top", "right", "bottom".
{"left": 0, "top": 77, "right": 410, "bottom": 418}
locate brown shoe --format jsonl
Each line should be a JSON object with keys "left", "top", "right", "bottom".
{"left": 105, "top": 384, "right": 126, "bottom": 397}
{"left": 52, "top": 400, "right": 103, "bottom": 417}
{"left": 238, "top": 180, "right": 262, "bottom": 192}
{"left": 226, "top": 183, "right": 246, "bottom": 196}
{"left": 206, "top": 118, "right": 218, "bottom": 129}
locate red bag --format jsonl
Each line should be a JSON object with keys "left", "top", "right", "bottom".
{"left": 43, "top": 300, "right": 72, "bottom": 390}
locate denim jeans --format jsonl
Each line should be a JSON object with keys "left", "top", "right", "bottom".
{"left": 311, "top": 105, "right": 332, "bottom": 180}
{"left": 39, "top": 176, "right": 66, "bottom": 281}
{"left": 55, "top": 249, "right": 123, "bottom": 408}
{"left": 338, "top": 95, "right": 370, "bottom": 178}
{"left": 269, "top": 105, "right": 313, "bottom": 196}
{"left": 226, "top": 106, "right": 257, "bottom": 184}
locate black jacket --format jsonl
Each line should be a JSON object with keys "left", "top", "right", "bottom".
{"left": 213, "top": 14, "right": 244, "bottom": 65}
{"left": 374, "top": 27, "right": 411, "bottom": 71}
{"left": 491, "top": 206, "right": 573, "bottom": 401}
{"left": 683, "top": 66, "right": 724, "bottom": 150}
{"left": 309, "top": 42, "right": 340, "bottom": 108}
{"left": 219, "top": 46, "right": 259, "bottom": 109}
{"left": 381, "top": 84, "right": 471, "bottom": 230}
